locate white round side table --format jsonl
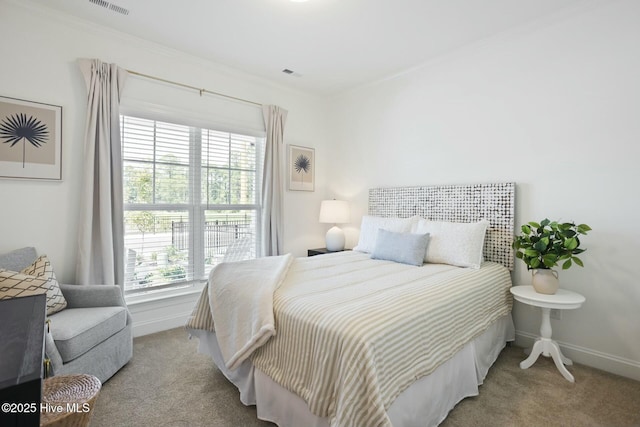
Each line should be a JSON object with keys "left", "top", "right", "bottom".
{"left": 510, "top": 285, "right": 586, "bottom": 382}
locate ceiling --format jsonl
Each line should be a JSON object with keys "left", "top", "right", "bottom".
{"left": 27, "top": 0, "right": 586, "bottom": 95}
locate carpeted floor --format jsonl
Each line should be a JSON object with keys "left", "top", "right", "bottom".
{"left": 90, "top": 328, "right": 640, "bottom": 427}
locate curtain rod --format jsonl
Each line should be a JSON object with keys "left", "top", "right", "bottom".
{"left": 126, "top": 69, "right": 263, "bottom": 108}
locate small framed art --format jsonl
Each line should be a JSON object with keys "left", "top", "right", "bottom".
{"left": 0, "top": 96, "right": 63, "bottom": 180}
{"left": 288, "top": 144, "right": 314, "bottom": 191}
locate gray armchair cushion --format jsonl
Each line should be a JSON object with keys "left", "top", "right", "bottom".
{"left": 48, "top": 306, "right": 128, "bottom": 362}
{"left": 0, "top": 247, "right": 38, "bottom": 271}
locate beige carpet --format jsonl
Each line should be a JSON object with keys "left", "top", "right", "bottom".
{"left": 90, "top": 328, "right": 640, "bottom": 427}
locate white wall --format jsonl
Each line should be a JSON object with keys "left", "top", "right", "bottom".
{"left": 2, "top": 0, "right": 639, "bottom": 379}
{"left": 328, "top": 0, "right": 640, "bottom": 379}
{"left": 0, "top": 0, "right": 329, "bottom": 284}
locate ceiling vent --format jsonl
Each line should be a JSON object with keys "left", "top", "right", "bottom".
{"left": 282, "top": 69, "right": 302, "bottom": 77}
{"left": 89, "top": 0, "right": 130, "bottom": 16}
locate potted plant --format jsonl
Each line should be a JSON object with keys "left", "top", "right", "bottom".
{"left": 513, "top": 219, "right": 592, "bottom": 294}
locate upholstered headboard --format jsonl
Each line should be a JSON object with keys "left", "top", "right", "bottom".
{"left": 368, "top": 182, "right": 515, "bottom": 270}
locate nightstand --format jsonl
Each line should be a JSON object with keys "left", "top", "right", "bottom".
{"left": 510, "top": 285, "right": 586, "bottom": 382}
{"left": 307, "top": 248, "right": 346, "bottom": 257}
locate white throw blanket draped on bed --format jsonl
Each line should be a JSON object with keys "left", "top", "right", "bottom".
{"left": 187, "top": 253, "right": 293, "bottom": 370}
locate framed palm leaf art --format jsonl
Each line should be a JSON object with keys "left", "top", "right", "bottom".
{"left": 288, "top": 144, "right": 314, "bottom": 191}
{"left": 0, "top": 96, "right": 62, "bottom": 180}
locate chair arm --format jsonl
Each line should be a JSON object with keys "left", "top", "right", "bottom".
{"left": 59, "top": 284, "right": 127, "bottom": 309}
{"left": 59, "top": 284, "right": 131, "bottom": 324}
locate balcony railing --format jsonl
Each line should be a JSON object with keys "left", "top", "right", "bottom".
{"left": 172, "top": 219, "right": 252, "bottom": 256}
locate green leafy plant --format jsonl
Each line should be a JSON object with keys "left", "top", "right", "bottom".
{"left": 513, "top": 219, "right": 592, "bottom": 270}
{"left": 159, "top": 265, "right": 186, "bottom": 281}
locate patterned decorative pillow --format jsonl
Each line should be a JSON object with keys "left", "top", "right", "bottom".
{"left": 0, "top": 269, "right": 50, "bottom": 301}
{"left": 21, "top": 255, "right": 67, "bottom": 315}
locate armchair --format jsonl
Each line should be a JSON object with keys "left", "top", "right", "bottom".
{"left": 0, "top": 247, "right": 132, "bottom": 383}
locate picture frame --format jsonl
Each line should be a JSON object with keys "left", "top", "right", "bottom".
{"left": 288, "top": 144, "right": 314, "bottom": 191}
{"left": 0, "top": 96, "right": 62, "bottom": 180}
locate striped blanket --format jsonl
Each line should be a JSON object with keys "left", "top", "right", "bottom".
{"left": 189, "top": 251, "right": 513, "bottom": 427}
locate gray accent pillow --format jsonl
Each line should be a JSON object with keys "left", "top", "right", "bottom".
{"left": 370, "top": 229, "right": 430, "bottom": 266}
{"left": 0, "top": 247, "right": 38, "bottom": 272}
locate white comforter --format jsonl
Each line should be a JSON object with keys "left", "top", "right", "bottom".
{"left": 188, "top": 251, "right": 513, "bottom": 427}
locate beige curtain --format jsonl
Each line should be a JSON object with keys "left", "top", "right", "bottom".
{"left": 76, "top": 59, "right": 128, "bottom": 286}
{"left": 261, "top": 105, "right": 288, "bottom": 257}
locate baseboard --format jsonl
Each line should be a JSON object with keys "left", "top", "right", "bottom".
{"left": 515, "top": 330, "right": 640, "bottom": 382}
{"left": 131, "top": 311, "right": 192, "bottom": 337}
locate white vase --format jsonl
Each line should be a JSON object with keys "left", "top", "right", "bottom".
{"left": 532, "top": 269, "right": 559, "bottom": 294}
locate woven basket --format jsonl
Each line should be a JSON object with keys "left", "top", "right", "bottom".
{"left": 40, "top": 374, "right": 102, "bottom": 427}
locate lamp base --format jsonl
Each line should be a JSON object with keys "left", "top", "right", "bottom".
{"left": 325, "top": 226, "right": 345, "bottom": 252}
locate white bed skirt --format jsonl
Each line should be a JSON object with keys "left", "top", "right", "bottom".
{"left": 188, "top": 313, "right": 514, "bottom": 427}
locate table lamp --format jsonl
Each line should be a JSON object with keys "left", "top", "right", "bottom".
{"left": 319, "top": 200, "right": 350, "bottom": 251}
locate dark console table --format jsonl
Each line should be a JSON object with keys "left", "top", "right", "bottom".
{"left": 0, "top": 294, "right": 46, "bottom": 427}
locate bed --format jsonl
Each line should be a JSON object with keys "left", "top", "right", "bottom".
{"left": 187, "top": 182, "right": 516, "bottom": 427}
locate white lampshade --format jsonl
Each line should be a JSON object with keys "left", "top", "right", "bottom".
{"left": 319, "top": 200, "right": 349, "bottom": 251}
{"left": 319, "top": 200, "right": 350, "bottom": 224}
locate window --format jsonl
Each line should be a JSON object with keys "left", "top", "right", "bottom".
{"left": 121, "top": 115, "right": 263, "bottom": 295}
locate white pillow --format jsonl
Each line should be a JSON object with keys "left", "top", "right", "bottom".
{"left": 353, "top": 215, "right": 418, "bottom": 254}
{"left": 413, "top": 219, "right": 490, "bottom": 269}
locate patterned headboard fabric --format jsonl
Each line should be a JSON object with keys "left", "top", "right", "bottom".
{"left": 368, "top": 182, "right": 515, "bottom": 270}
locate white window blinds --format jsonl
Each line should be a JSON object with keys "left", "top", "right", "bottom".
{"left": 121, "top": 115, "right": 263, "bottom": 294}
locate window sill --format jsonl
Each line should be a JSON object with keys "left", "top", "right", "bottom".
{"left": 125, "top": 281, "right": 206, "bottom": 306}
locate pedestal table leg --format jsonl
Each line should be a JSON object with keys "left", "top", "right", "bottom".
{"left": 519, "top": 307, "right": 575, "bottom": 382}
